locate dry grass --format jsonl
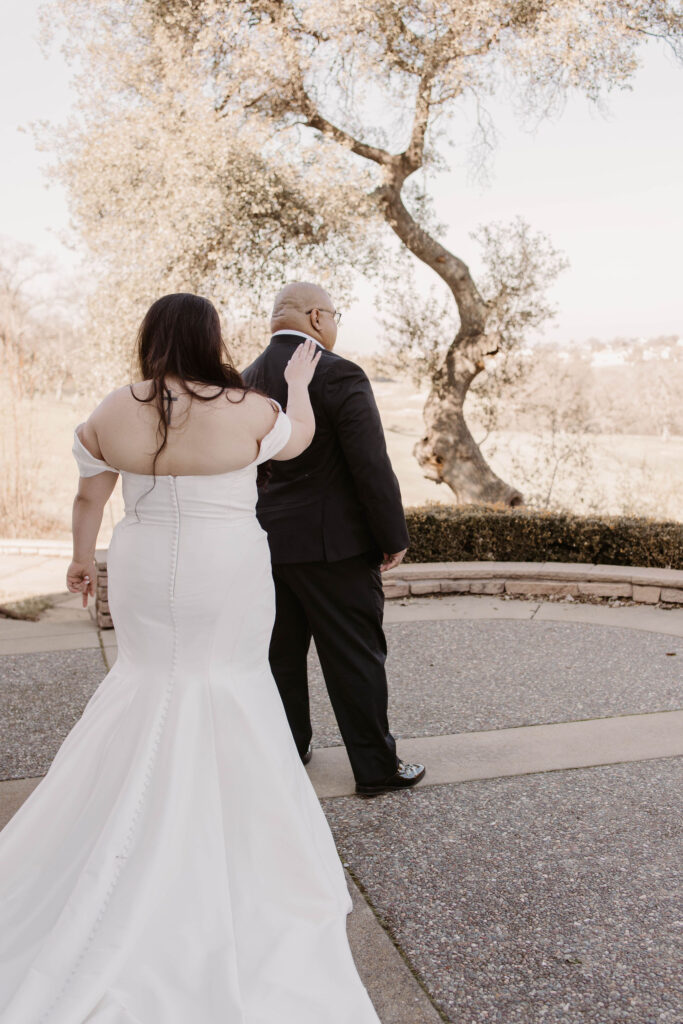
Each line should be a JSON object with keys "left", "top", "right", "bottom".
{"left": 374, "top": 380, "right": 683, "bottom": 521}
{"left": 0, "top": 382, "right": 680, "bottom": 545}
{"left": 0, "top": 388, "right": 124, "bottom": 543}
{"left": 0, "top": 595, "right": 55, "bottom": 621}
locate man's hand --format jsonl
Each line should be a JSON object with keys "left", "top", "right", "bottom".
{"left": 380, "top": 548, "right": 408, "bottom": 573}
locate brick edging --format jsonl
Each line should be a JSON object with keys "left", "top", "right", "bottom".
{"left": 93, "top": 554, "right": 683, "bottom": 629}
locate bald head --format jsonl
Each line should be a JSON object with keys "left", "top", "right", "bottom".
{"left": 272, "top": 282, "right": 332, "bottom": 322}
{"left": 271, "top": 281, "right": 338, "bottom": 350}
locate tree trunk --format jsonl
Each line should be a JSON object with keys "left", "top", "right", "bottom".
{"left": 413, "top": 328, "right": 523, "bottom": 505}
{"left": 381, "top": 183, "right": 524, "bottom": 506}
{"left": 301, "top": 86, "right": 524, "bottom": 505}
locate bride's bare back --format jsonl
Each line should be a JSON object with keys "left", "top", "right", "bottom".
{"left": 80, "top": 381, "right": 281, "bottom": 477}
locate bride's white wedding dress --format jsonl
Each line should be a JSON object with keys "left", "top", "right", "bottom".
{"left": 0, "top": 406, "right": 381, "bottom": 1024}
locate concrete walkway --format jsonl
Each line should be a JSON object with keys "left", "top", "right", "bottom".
{"left": 1, "top": 591, "right": 681, "bottom": 1022}
{"left": 0, "top": 550, "right": 72, "bottom": 605}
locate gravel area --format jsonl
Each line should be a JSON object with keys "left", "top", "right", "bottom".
{"left": 323, "top": 758, "right": 683, "bottom": 1024}
{"left": 309, "top": 621, "right": 683, "bottom": 747}
{"left": 0, "top": 648, "right": 107, "bottom": 779}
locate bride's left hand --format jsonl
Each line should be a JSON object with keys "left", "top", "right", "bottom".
{"left": 67, "top": 560, "right": 96, "bottom": 608}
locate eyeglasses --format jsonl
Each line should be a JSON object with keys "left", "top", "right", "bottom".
{"left": 306, "top": 307, "right": 342, "bottom": 325}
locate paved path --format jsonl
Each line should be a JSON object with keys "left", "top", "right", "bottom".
{"left": 0, "top": 592, "right": 681, "bottom": 1022}
{"left": 0, "top": 551, "right": 72, "bottom": 605}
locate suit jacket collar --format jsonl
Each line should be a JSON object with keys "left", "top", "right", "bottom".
{"left": 270, "top": 330, "right": 325, "bottom": 350}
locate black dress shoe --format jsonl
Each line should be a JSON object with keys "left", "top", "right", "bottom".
{"left": 355, "top": 760, "right": 425, "bottom": 797}
{"left": 301, "top": 743, "right": 313, "bottom": 766}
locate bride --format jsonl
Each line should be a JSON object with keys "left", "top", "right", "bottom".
{"left": 0, "top": 293, "right": 382, "bottom": 1023}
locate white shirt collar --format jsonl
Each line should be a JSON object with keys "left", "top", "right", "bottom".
{"left": 271, "top": 329, "right": 325, "bottom": 350}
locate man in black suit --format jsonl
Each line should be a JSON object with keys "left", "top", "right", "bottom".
{"left": 242, "top": 282, "right": 425, "bottom": 796}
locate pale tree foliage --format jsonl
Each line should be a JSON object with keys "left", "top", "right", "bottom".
{"left": 380, "top": 217, "right": 568, "bottom": 390}
{"left": 623, "top": 336, "right": 682, "bottom": 440}
{"left": 464, "top": 338, "right": 683, "bottom": 517}
{"left": 467, "top": 350, "right": 597, "bottom": 512}
{"left": 0, "top": 239, "right": 82, "bottom": 533}
{"left": 41, "top": 2, "right": 381, "bottom": 380}
{"left": 0, "top": 239, "right": 85, "bottom": 399}
{"left": 377, "top": 247, "right": 458, "bottom": 388}
{"left": 484, "top": 336, "right": 683, "bottom": 439}
{"left": 463, "top": 218, "right": 569, "bottom": 449}
{"left": 471, "top": 218, "right": 569, "bottom": 351}
{"left": 41, "top": 0, "right": 683, "bottom": 497}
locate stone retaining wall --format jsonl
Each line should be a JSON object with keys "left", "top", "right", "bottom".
{"left": 382, "top": 561, "right": 683, "bottom": 605}
{"left": 93, "top": 552, "right": 683, "bottom": 629}
{"left": 95, "top": 551, "right": 113, "bottom": 629}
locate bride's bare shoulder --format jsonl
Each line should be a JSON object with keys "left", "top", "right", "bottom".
{"left": 125, "top": 380, "right": 156, "bottom": 403}
{"left": 238, "top": 389, "right": 280, "bottom": 436}
{"left": 86, "top": 384, "right": 142, "bottom": 422}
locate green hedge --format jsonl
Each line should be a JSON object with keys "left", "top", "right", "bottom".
{"left": 403, "top": 505, "right": 683, "bottom": 570}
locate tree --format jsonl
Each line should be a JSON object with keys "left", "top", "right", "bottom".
{"left": 43, "top": 0, "right": 683, "bottom": 502}
{"left": 0, "top": 239, "right": 82, "bottom": 533}
{"left": 40, "top": 0, "right": 382, "bottom": 380}
{"left": 624, "top": 336, "right": 683, "bottom": 439}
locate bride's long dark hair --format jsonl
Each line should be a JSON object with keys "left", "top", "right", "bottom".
{"left": 132, "top": 292, "right": 266, "bottom": 476}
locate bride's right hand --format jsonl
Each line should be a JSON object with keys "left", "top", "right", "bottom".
{"left": 284, "top": 339, "right": 322, "bottom": 387}
{"left": 67, "top": 559, "right": 96, "bottom": 608}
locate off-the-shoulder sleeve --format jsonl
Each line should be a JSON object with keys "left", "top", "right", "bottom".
{"left": 255, "top": 403, "right": 293, "bottom": 465}
{"left": 72, "top": 425, "right": 119, "bottom": 477}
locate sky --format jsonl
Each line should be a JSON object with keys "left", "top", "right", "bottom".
{"left": 1, "top": 0, "right": 682, "bottom": 354}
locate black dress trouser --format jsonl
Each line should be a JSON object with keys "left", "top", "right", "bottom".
{"left": 268, "top": 552, "right": 399, "bottom": 785}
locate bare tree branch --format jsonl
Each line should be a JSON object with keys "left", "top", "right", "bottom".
{"left": 304, "top": 108, "right": 394, "bottom": 165}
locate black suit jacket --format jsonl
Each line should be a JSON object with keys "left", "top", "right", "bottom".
{"left": 241, "top": 333, "right": 410, "bottom": 564}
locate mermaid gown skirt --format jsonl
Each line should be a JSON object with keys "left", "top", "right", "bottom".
{"left": 0, "top": 410, "right": 380, "bottom": 1023}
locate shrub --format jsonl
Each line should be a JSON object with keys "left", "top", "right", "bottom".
{"left": 404, "top": 504, "right": 683, "bottom": 569}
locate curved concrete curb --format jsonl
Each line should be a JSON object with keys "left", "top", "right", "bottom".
{"left": 383, "top": 561, "right": 683, "bottom": 606}
{"left": 308, "top": 711, "right": 683, "bottom": 799}
{"left": 383, "top": 592, "right": 683, "bottom": 637}
{"left": 0, "top": 539, "right": 72, "bottom": 557}
{"left": 91, "top": 557, "right": 683, "bottom": 629}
